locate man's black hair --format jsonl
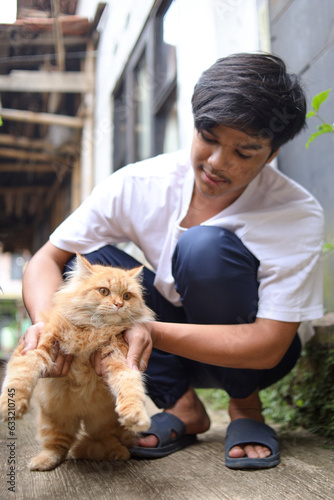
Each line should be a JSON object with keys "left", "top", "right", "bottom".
{"left": 191, "top": 52, "right": 306, "bottom": 151}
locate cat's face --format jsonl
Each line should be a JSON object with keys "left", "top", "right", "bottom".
{"left": 56, "top": 256, "right": 153, "bottom": 328}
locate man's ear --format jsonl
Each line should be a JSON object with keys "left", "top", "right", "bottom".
{"left": 266, "top": 148, "right": 279, "bottom": 164}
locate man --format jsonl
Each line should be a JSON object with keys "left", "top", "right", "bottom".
{"left": 22, "top": 53, "right": 324, "bottom": 469}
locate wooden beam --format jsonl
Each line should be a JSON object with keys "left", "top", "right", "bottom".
{"left": 0, "top": 147, "right": 69, "bottom": 163}
{"left": 0, "top": 71, "right": 93, "bottom": 93}
{"left": 93, "top": 3, "right": 107, "bottom": 31}
{"left": 0, "top": 163, "right": 60, "bottom": 173}
{"left": 0, "top": 187, "right": 47, "bottom": 194}
{"left": 0, "top": 108, "right": 83, "bottom": 128}
{"left": 0, "top": 134, "right": 54, "bottom": 150}
{"left": 52, "top": 0, "right": 66, "bottom": 72}
{"left": 1, "top": 36, "right": 89, "bottom": 50}
{"left": 80, "top": 40, "right": 95, "bottom": 201}
{"left": 0, "top": 135, "right": 79, "bottom": 156}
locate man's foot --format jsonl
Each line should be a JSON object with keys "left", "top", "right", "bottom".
{"left": 228, "top": 389, "right": 271, "bottom": 459}
{"left": 137, "top": 386, "right": 210, "bottom": 448}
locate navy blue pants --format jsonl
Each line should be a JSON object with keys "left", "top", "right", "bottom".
{"left": 69, "top": 226, "right": 301, "bottom": 408}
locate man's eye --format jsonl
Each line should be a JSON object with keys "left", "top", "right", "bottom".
{"left": 237, "top": 151, "right": 252, "bottom": 159}
{"left": 98, "top": 288, "right": 110, "bottom": 296}
{"left": 200, "top": 131, "right": 216, "bottom": 143}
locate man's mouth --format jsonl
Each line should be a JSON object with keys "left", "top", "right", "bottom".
{"left": 200, "top": 165, "right": 231, "bottom": 186}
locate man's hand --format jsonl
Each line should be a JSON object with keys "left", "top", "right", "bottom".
{"left": 90, "top": 350, "right": 111, "bottom": 386}
{"left": 90, "top": 321, "right": 154, "bottom": 381}
{"left": 20, "top": 321, "right": 43, "bottom": 353}
{"left": 19, "top": 322, "right": 73, "bottom": 377}
{"left": 123, "top": 322, "right": 154, "bottom": 372}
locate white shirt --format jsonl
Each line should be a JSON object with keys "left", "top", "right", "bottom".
{"left": 50, "top": 150, "right": 324, "bottom": 323}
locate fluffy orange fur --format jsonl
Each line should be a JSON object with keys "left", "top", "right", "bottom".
{"left": 0, "top": 255, "right": 154, "bottom": 471}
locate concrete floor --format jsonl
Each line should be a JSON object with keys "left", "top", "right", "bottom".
{"left": 1, "top": 393, "right": 333, "bottom": 500}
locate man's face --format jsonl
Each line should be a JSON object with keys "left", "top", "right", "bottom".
{"left": 190, "top": 125, "right": 278, "bottom": 202}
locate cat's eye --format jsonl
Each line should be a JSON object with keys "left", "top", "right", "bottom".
{"left": 98, "top": 287, "right": 110, "bottom": 296}
{"left": 123, "top": 292, "right": 132, "bottom": 300}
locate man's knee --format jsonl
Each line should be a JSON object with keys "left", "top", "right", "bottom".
{"left": 172, "top": 226, "right": 259, "bottom": 323}
{"left": 172, "top": 225, "right": 259, "bottom": 283}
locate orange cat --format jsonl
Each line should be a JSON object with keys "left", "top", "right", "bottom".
{"left": 0, "top": 255, "right": 154, "bottom": 471}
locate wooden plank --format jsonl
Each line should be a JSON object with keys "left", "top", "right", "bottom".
{"left": 0, "top": 71, "right": 93, "bottom": 93}
{"left": 0, "top": 135, "right": 78, "bottom": 156}
{"left": 13, "top": 15, "right": 91, "bottom": 36}
{"left": 92, "top": 2, "right": 107, "bottom": 31}
{"left": 80, "top": 41, "right": 95, "bottom": 201}
{"left": 0, "top": 147, "right": 67, "bottom": 163}
{"left": 1, "top": 35, "right": 89, "bottom": 49}
{"left": 0, "top": 134, "right": 54, "bottom": 150}
{"left": 0, "top": 108, "right": 83, "bottom": 128}
{"left": 0, "top": 163, "right": 57, "bottom": 173}
{"left": 0, "top": 187, "right": 48, "bottom": 194}
{"left": 51, "top": 0, "right": 66, "bottom": 72}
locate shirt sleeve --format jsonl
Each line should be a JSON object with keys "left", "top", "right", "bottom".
{"left": 255, "top": 204, "right": 324, "bottom": 322}
{"left": 50, "top": 168, "right": 134, "bottom": 253}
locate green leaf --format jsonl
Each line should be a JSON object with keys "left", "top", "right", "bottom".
{"left": 306, "top": 110, "right": 317, "bottom": 118}
{"left": 311, "top": 89, "right": 332, "bottom": 112}
{"left": 318, "top": 123, "right": 334, "bottom": 133}
{"left": 323, "top": 242, "right": 334, "bottom": 253}
{"left": 0, "top": 116, "right": 2, "bottom": 126}
{"left": 305, "top": 123, "right": 334, "bottom": 148}
{"left": 306, "top": 130, "right": 327, "bottom": 148}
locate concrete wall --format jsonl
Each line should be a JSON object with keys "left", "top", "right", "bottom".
{"left": 269, "top": 0, "right": 334, "bottom": 311}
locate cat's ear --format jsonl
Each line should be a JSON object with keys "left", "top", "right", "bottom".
{"left": 127, "top": 265, "right": 144, "bottom": 281}
{"left": 74, "top": 254, "right": 94, "bottom": 279}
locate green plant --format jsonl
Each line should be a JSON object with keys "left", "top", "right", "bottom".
{"left": 305, "top": 89, "right": 334, "bottom": 148}
{"left": 323, "top": 242, "right": 334, "bottom": 254}
{"left": 196, "top": 343, "right": 334, "bottom": 438}
{"left": 305, "top": 90, "right": 334, "bottom": 254}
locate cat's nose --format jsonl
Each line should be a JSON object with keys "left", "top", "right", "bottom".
{"left": 115, "top": 301, "right": 123, "bottom": 310}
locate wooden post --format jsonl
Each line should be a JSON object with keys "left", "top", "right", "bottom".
{"left": 80, "top": 40, "right": 95, "bottom": 201}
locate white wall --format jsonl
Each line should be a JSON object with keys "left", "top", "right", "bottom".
{"left": 176, "top": 0, "right": 261, "bottom": 151}
{"left": 76, "top": 0, "right": 104, "bottom": 20}
{"left": 79, "top": 0, "right": 263, "bottom": 186}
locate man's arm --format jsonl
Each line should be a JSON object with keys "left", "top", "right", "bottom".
{"left": 23, "top": 241, "right": 73, "bottom": 324}
{"left": 21, "top": 241, "right": 74, "bottom": 375}
{"left": 125, "top": 318, "right": 300, "bottom": 371}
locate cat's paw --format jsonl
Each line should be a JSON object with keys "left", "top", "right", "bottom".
{"left": 29, "top": 451, "right": 65, "bottom": 471}
{"left": 117, "top": 404, "right": 151, "bottom": 434}
{"left": 0, "top": 388, "right": 30, "bottom": 420}
{"left": 108, "top": 445, "right": 131, "bottom": 461}
{"left": 0, "top": 394, "right": 8, "bottom": 420}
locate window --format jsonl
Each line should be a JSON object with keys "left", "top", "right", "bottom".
{"left": 113, "top": 0, "right": 179, "bottom": 170}
{"left": 134, "top": 50, "right": 152, "bottom": 161}
{"left": 11, "top": 252, "right": 28, "bottom": 280}
{"left": 113, "top": 81, "right": 127, "bottom": 171}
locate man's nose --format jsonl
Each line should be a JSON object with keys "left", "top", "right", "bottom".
{"left": 208, "top": 146, "right": 231, "bottom": 170}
